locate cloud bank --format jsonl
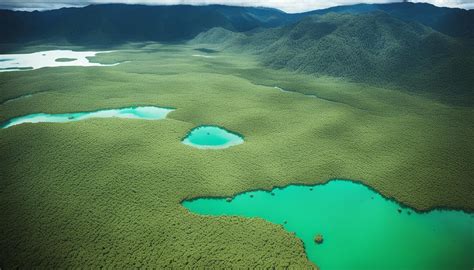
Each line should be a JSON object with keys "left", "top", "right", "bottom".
{"left": 1, "top": 0, "right": 473, "bottom": 13}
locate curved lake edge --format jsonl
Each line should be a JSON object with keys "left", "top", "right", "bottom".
{"left": 181, "top": 178, "right": 474, "bottom": 214}
{"left": 0, "top": 50, "right": 121, "bottom": 72}
{"left": 181, "top": 124, "right": 245, "bottom": 149}
{"left": 182, "top": 179, "right": 474, "bottom": 269}
{"left": 0, "top": 104, "right": 177, "bottom": 129}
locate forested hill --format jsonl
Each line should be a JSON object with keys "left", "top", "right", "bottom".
{"left": 0, "top": 3, "right": 472, "bottom": 103}
{"left": 192, "top": 12, "right": 474, "bottom": 104}
{"left": 300, "top": 2, "right": 474, "bottom": 38}
{"left": 0, "top": 4, "right": 291, "bottom": 45}
{"left": 0, "top": 2, "right": 472, "bottom": 47}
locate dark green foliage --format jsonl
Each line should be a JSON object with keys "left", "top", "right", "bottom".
{"left": 300, "top": 2, "right": 474, "bottom": 38}
{"left": 1, "top": 2, "right": 471, "bottom": 51}
{"left": 0, "top": 3, "right": 472, "bottom": 267}
{"left": 0, "top": 4, "right": 290, "bottom": 47}
{"left": 0, "top": 45, "right": 472, "bottom": 268}
{"left": 55, "top": 58, "right": 76, "bottom": 62}
{"left": 193, "top": 12, "right": 474, "bottom": 105}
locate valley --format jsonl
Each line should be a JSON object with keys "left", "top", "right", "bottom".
{"left": 0, "top": 3, "right": 473, "bottom": 269}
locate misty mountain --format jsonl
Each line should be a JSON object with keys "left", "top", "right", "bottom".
{"left": 0, "top": 2, "right": 472, "bottom": 47}
{"left": 0, "top": 4, "right": 290, "bottom": 45}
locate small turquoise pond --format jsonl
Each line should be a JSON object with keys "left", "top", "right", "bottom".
{"left": 1, "top": 106, "right": 174, "bottom": 129}
{"left": 183, "top": 180, "right": 473, "bottom": 270}
{"left": 182, "top": 125, "right": 244, "bottom": 149}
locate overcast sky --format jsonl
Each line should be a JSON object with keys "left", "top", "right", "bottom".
{"left": 1, "top": 0, "right": 473, "bottom": 13}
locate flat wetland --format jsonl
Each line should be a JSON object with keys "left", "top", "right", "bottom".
{"left": 0, "top": 43, "right": 473, "bottom": 268}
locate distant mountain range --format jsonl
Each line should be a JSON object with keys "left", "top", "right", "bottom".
{"left": 0, "top": 2, "right": 472, "bottom": 46}
{"left": 0, "top": 3, "right": 472, "bottom": 103}
{"left": 0, "top": 4, "right": 291, "bottom": 45}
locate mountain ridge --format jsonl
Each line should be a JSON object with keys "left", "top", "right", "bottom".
{"left": 0, "top": 4, "right": 291, "bottom": 46}
{"left": 192, "top": 11, "right": 473, "bottom": 104}
{"left": 300, "top": 2, "right": 474, "bottom": 38}
{"left": 0, "top": 2, "right": 472, "bottom": 48}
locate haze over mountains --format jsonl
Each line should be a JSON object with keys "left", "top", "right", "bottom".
{"left": 0, "top": 2, "right": 472, "bottom": 103}
{"left": 0, "top": 2, "right": 472, "bottom": 45}
{"left": 0, "top": 4, "right": 291, "bottom": 45}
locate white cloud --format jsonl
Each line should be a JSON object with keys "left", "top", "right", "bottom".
{"left": 1, "top": 0, "right": 473, "bottom": 12}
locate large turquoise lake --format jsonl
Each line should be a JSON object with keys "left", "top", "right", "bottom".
{"left": 183, "top": 180, "right": 473, "bottom": 270}
{"left": 1, "top": 106, "right": 174, "bottom": 129}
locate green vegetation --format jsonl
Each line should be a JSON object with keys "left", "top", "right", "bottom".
{"left": 55, "top": 58, "right": 77, "bottom": 62}
{"left": 0, "top": 4, "right": 291, "bottom": 48}
{"left": 183, "top": 180, "right": 473, "bottom": 269}
{"left": 0, "top": 43, "right": 472, "bottom": 268}
{"left": 192, "top": 12, "right": 474, "bottom": 105}
{"left": 1, "top": 2, "right": 471, "bottom": 50}
{"left": 301, "top": 2, "right": 474, "bottom": 38}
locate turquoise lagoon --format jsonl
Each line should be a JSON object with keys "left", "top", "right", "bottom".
{"left": 182, "top": 125, "right": 244, "bottom": 149}
{"left": 1, "top": 106, "right": 174, "bottom": 129}
{"left": 183, "top": 180, "right": 473, "bottom": 270}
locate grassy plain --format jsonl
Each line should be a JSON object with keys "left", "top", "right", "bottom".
{"left": 0, "top": 43, "right": 473, "bottom": 268}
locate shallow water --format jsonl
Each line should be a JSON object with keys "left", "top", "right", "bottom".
{"left": 0, "top": 50, "right": 119, "bottom": 72}
{"left": 1, "top": 106, "right": 174, "bottom": 129}
{"left": 183, "top": 180, "right": 473, "bottom": 270}
{"left": 182, "top": 125, "right": 243, "bottom": 149}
